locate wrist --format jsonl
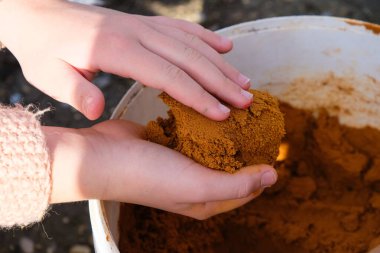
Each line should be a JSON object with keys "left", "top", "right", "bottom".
{"left": 43, "top": 126, "right": 100, "bottom": 204}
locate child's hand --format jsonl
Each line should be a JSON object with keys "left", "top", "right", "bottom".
{"left": 44, "top": 120, "right": 277, "bottom": 219}
{"left": 0, "top": 0, "right": 252, "bottom": 121}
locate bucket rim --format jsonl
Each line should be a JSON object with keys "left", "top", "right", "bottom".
{"left": 216, "top": 15, "right": 380, "bottom": 37}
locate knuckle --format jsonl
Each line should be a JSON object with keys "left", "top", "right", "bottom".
{"left": 193, "top": 89, "right": 212, "bottom": 114}
{"left": 198, "top": 88, "right": 210, "bottom": 100}
{"left": 163, "top": 64, "right": 185, "bottom": 83}
{"left": 184, "top": 33, "right": 200, "bottom": 45}
{"left": 213, "top": 78, "right": 234, "bottom": 100}
{"left": 222, "top": 75, "right": 231, "bottom": 86}
{"left": 224, "top": 76, "right": 240, "bottom": 93}
{"left": 222, "top": 59, "right": 238, "bottom": 75}
{"left": 237, "top": 176, "right": 261, "bottom": 199}
{"left": 223, "top": 62, "right": 241, "bottom": 81}
{"left": 236, "top": 180, "right": 251, "bottom": 199}
{"left": 183, "top": 46, "right": 202, "bottom": 62}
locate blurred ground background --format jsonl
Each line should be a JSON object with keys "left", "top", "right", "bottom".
{"left": 0, "top": 0, "right": 379, "bottom": 252}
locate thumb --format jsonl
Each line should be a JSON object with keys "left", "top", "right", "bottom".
{"left": 177, "top": 164, "right": 277, "bottom": 219}
{"left": 23, "top": 59, "right": 105, "bottom": 120}
{"left": 183, "top": 164, "right": 278, "bottom": 203}
{"left": 220, "top": 164, "right": 278, "bottom": 199}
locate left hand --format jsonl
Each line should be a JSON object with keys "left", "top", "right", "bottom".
{"left": 44, "top": 120, "right": 277, "bottom": 219}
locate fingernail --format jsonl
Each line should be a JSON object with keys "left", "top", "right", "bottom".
{"left": 218, "top": 103, "right": 230, "bottom": 114}
{"left": 241, "top": 89, "right": 253, "bottom": 101}
{"left": 260, "top": 170, "right": 277, "bottom": 188}
{"left": 238, "top": 73, "right": 250, "bottom": 86}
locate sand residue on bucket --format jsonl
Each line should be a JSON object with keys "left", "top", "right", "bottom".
{"left": 278, "top": 73, "right": 380, "bottom": 129}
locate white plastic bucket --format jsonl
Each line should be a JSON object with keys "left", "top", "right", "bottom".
{"left": 89, "top": 16, "right": 380, "bottom": 253}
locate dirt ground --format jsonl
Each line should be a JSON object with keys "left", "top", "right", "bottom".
{"left": 0, "top": 0, "right": 379, "bottom": 252}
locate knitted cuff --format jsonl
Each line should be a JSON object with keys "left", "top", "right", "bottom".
{"left": 0, "top": 105, "right": 51, "bottom": 228}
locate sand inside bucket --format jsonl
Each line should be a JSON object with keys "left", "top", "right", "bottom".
{"left": 119, "top": 75, "right": 380, "bottom": 253}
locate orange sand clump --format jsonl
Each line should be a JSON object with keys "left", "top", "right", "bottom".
{"left": 145, "top": 90, "right": 285, "bottom": 173}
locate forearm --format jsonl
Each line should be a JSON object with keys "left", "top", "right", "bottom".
{"left": 0, "top": 0, "right": 39, "bottom": 48}
{"left": 0, "top": 0, "right": 63, "bottom": 49}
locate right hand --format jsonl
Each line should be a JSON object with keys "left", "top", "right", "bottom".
{"left": 0, "top": 0, "right": 253, "bottom": 121}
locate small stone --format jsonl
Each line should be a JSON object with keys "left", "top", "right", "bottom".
{"left": 69, "top": 245, "right": 91, "bottom": 253}
{"left": 19, "top": 237, "right": 34, "bottom": 253}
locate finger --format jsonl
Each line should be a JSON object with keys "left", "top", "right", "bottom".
{"left": 138, "top": 29, "right": 253, "bottom": 109}
{"left": 141, "top": 20, "right": 251, "bottom": 90}
{"left": 98, "top": 41, "right": 231, "bottom": 121}
{"left": 181, "top": 189, "right": 263, "bottom": 220}
{"left": 24, "top": 59, "right": 104, "bottom": 120}
{"left": 181, "top": 164, "right": 277, "bottom": 203}
{"left": 141, "top": 15, "right": 233, "bottom": 53}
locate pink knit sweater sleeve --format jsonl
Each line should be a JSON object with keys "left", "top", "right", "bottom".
{"left": 0, "top": 105, "right": 51, "bottom": 228}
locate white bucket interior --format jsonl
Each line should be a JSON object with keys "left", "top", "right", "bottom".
{"left": 89, "top": 16, "right": 380, "bottom": 253}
